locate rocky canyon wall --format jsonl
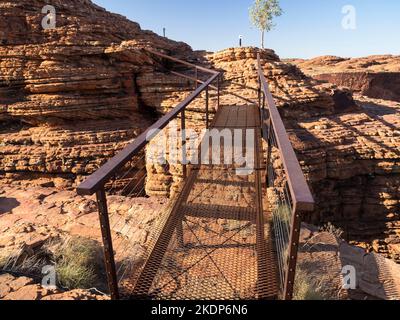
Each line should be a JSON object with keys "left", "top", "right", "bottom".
{"left": 0, "top": 0, "right": 197, "bottom": 188}
{"left": 288, "top": 55, "right": 400, "bottom": 102}
{"left": 314, "top": 72, "right": 400, "bottom": 103}
{"left": 208, "top": 48, "right": 400, "bottom": 262}
{"left": 0, "top": 1, "right": 399, "bottom": 264}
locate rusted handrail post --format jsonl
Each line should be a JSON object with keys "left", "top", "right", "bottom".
{"left": 205, "top": 86, "right": 209, "bottom": 129}
{"left": 283, "top": 207, "right": 302, "bottom": 300}
{"left": 96, "top": 188, "right": 119, "bottom": 300}
{"left": 217, "top": 75, "right": 220, "bottom": 110}
{"left": 195, "top": 67, "right": 198, "bottom": 89}
{"left": 181, "top": 110, "right": 187, "bottom": 179}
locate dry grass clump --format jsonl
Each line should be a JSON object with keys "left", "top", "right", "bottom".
{"left": 0, "top": 236, "right": 106, "bottom": 291}
{"left": 0, "top": 247, "right": 48, "bottom": 277}
{"left": 293, "top": 263, "right": 326, "bottom": 300}
{"left": 320, "top": 222, "right": 344, "bottom": 239}
{"left": 50, "top": 237, "right": 105, "bottom": 290}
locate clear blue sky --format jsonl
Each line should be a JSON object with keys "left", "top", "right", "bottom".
{"left": 93, "top": 0, "right": 400, "bottom": 59}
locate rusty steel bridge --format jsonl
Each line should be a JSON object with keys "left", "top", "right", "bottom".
{"left": 77, "top": 50, "right": 315, "bottom": 300}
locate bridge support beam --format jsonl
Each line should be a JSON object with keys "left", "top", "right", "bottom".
{"left": 96, "top": 188, "right": 120, "bottom": 300}
{"left": 181, "top": 110, "right": 187, "bottom": 180}
{"left": 217, "top": 75, "right": 220, "bottom": 110}
{"left": 205, "top": 86, "right": 209, "bottom": 129}
{"left": 283, "top": 209, "right": 302, "bottom": 300}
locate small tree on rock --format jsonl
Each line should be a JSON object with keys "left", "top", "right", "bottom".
{"left": 250, "top": 0, "right": 283, "bottom": 49}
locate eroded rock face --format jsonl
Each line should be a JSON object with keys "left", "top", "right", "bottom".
{"left": 287, "top": 55, "right": 400, "bottom": 102}
{"left": 0, "top": 0, "right": 195, "bottom": 184}
{"left": 208, "top": 48, "right": 358, "bottom": 119}
{"left": 299, "top": 224, "right": 400, "bottom": 300}
{"left": 205, "top": 48, "right": 400, "bottom": 263}
{"left": 287, "top": 55, "right": 400, "bottom": 74}
{"left": 291, "top": 96, "right": 400, "bottom": 262}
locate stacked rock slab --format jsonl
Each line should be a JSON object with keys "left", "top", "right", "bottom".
{"left": 285, "top": 55, "right": 400, "bottom": 262}
{"left": 0, "top": 0, "right": 196, "bottom": 187}
{"left": 206, "top": 48, "right": 400, "bottom": 262}
{"left": 1, "top": 2, "right": 399, "bottom": 264}
{"left": 287, "top": 55, "right": 400, "bottom": 102}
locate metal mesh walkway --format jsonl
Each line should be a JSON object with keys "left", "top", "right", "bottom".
{"left": 121, "top": 105, "right": 279, "bottom": 300}
{"left": 77, "top": 52, "right": 315, "bottom": 300}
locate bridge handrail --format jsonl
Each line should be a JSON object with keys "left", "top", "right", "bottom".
{"left": 257, "top": 53, "right": 315, "bottom": 300}
{"left": 77, "top": 51, "right": 220, "bottom": 196}
{"left": 257, "top": 54, "right": 314, "bottom": 212}
{"left": 145, "top": 48, "right": 219, "bottom": 75}
{"left": 76, "top": 50, "right": 220, "bottom": 300}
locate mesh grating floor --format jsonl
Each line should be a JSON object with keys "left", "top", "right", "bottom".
{"left": 120, "top": 105, "right": 279, "bottom": 300}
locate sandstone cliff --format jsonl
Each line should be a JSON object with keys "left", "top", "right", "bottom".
{"left": 0, "top": 0, "right": 196, "bottom": 187}
{"left": 1, "top": 0, "right": 400, "bottom": 299}
{"left": 0, "top": 273, "right": 109, "bottom": 300}
{"left": 203, "top": 48, "right": 400, "bottom": 263}
{"left": 287, "top": 55, "right": 400, "bottom": 102}
{"left": 208, "top": 48, "right": 357, "bottom": 118}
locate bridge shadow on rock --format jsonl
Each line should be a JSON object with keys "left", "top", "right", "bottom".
{"left": 291, "top": 96, "right": 400, "bottom": 250}
{"left": 0, "top": 197, "right": 20, "bottom": 214}
{"left": 339, "top": 241, "right": 400, "bottom": 300}
{"left": 298, "top": 225, "right": 400, "bottom": 300}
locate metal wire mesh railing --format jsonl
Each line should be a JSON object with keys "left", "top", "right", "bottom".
{"left": 257, "top": 53, "right": 315, "bottom": 300}
{"left": 102, "top": 123, "right": 191, "bottom": 292}
{"left": 266, "top": 127, "right": 294, "bottom": 291}
{"left": 76, "top": 50, "right": 221, "bottom": 299}
{"left": 74, "top": 50, "right": 313, "bottom": 301}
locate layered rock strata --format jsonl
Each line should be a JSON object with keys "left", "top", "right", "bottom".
{"left": 0, "top": 0, "right": 196, "bottom": 186}
{"left": 1, "top": 0, "right": 399, "bottom": 273}
{"left": 0, "top": 273, "right": 109, "bottom": 300}
{"left": 204, "top": 48, "right": 400, "bottom": 262}
{"left": 287, "top": 55, "right": 400, "bottom": 102}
